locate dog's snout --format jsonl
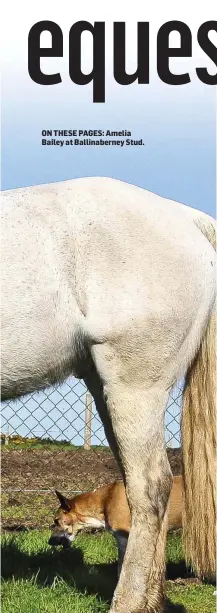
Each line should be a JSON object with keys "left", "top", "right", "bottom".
{"left": 48, "top": 531, "right": 72, "bottom": 549}
{"left": 50, "top": 523, "right": 55, "bottom": 530}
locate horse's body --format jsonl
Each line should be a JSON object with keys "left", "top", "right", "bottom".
{"left": 1, "top": 177, "right": 216, "bottom": 612}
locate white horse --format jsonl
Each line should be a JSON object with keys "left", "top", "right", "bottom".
{"left": 1, "top": 177, "right": 216, "bottom": 613}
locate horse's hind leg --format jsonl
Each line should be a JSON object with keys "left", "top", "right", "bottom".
{"left": 84, "top": 368, "right": 124, "bottom": 472}
{"left": 87, "top": 355, "right": 172, "bottom": 613}
{"left": 109, "top": 387, "right": 171, "bottom": 613}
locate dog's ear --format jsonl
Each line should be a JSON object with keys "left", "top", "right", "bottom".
{"left": 55, "top": 490, "right": 71, "bottom": 511}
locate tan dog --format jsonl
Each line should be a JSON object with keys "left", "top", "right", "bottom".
{"left": 49, "top": 475, "right": 183, "bottom": 573}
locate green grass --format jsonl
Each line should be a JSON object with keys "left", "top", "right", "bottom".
{"left": 166, "top": 533, "right": 183, "bottom": 563}
{"left": 166, "top": 583, "right": 215, "bottom": 613}
{"left": 1, "top": 531, "right": 216, "bottom": 613}
{"left": 1, "top": 437, "right": 107, "bottom": 450}
{"left": 1, "top": 436, "right": 76, "bottom": 450}
{"left": 1, "top": 492, "right": 56, "bottom": 527}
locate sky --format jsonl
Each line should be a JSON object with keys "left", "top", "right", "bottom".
{"left": 1, "top": 1, "right": 216, "bottom": 447}
{"left": 2, "top": 76, "right": 216, "bottom": 216}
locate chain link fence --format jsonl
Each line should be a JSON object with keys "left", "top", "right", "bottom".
{"left": 1, "top": 377, "right": 183, "bottom": 523}
{"left": 1, "top": 378, "right": 183, "bottom": 450}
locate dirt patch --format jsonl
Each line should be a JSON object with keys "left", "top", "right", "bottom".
{"left": 1, "top": 447, "right": 182, "bottom": 529}
{"left": 2, "top": 446, "right": 181, "bottom": 492}
{"left": 1, "top": 447, "right": 121, "bottom": 493}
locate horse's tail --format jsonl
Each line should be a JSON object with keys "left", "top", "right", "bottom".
{"left": 181, "top": 211, "right": 216, "bottom": 580}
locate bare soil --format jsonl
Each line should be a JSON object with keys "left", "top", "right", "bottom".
{"left": 1, "top": 447, "right": 182, "bottom": 529}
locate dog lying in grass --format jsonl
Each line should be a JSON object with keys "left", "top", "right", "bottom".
{"left": 49, "top": 475, "right": 183, "bottom": 572}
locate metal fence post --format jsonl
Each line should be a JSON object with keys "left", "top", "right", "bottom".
{"left": 84, "top": 392, "right": 92, "bottom": 450}
{"left": 5, "top": 424, "right": 10, "bottom": 446}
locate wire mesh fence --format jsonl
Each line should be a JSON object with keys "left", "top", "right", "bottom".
{"left": 1, "top": 377, "right": 183, "bottom": 449}
{"left": 1, "top": 378, "right": 183, "bottom": 503}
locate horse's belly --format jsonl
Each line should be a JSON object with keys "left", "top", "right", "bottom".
{"left": 1, "top": 288, "right": 85, "bottom": 400}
